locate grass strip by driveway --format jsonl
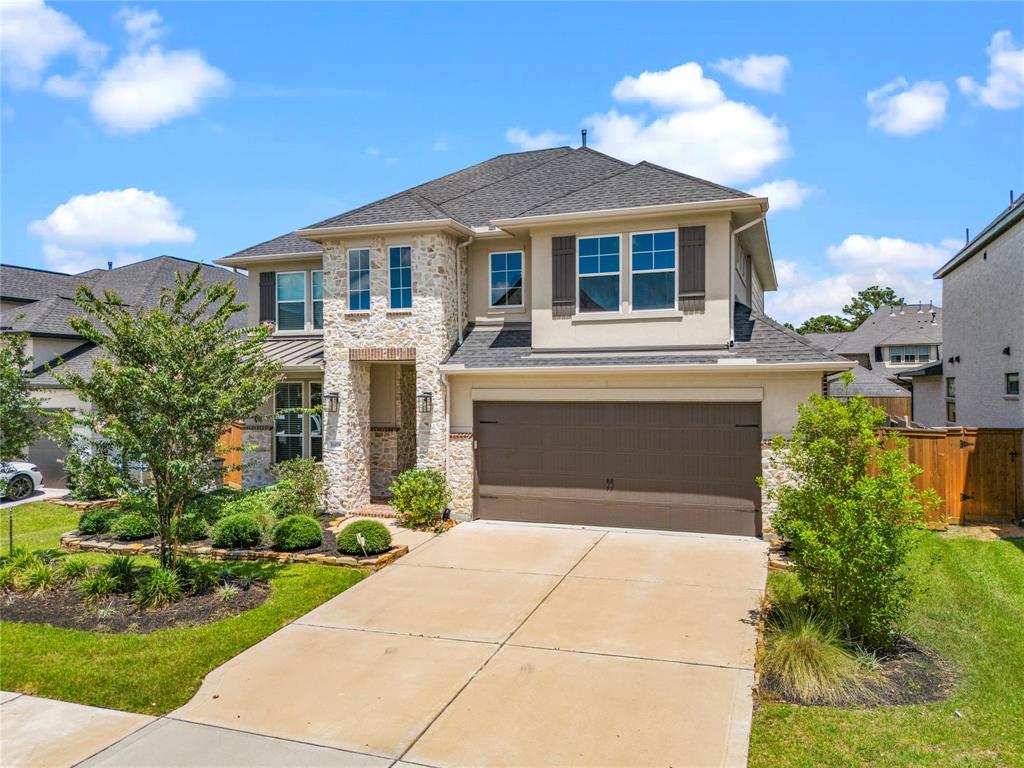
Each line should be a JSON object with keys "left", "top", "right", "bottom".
{"left": 749, "top": 532, "right": 1024, "bottom": 768}
{"left": 0, "top": 502, "right": 366, "bottom": 714}
{"left": 0, "top": 501, "right": 79, "bottom": 556}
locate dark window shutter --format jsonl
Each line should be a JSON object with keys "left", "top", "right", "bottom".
{"left": 551, "top": 235, "right": 576, "bottom": 318}
{"left": 679, "top": 226, "right": 706, "bottom": 313}
{"left": 874, "top": 347, "right": 883, "bottom": 362}
{"left": 259, "top": 272, "right": 276, "bottom": 323}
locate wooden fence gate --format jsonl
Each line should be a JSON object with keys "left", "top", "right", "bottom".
{"left": 218, "top": 421, "right": 244, "bottom": 489}
{"left": 883, "top": 427, "right": 1022, "bottom": 526}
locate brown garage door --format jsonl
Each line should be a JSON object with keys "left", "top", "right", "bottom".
{"left": 475, "top": 401, "right": 762, "bottom": 536}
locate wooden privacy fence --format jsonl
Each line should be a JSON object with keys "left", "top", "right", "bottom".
{"left": 218, "top": 420, "right": 244, "bottom": 489}
{"left": 881, "top": 427, "right": 1022, "bottom": 526}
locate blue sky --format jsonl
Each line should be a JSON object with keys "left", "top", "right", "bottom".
{"left": 2, "top": 1, "right": 1022, "bottom": 323}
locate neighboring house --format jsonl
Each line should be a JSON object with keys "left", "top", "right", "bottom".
{"left": 0, "top": 256, "right": 247, "bottom": 484}
{"left": 827, "top": 364, "right": 912, "bottom": 422}
{"left": 219, "top": 146, "right": 851, "bottom": 537}
{"left": 914, "top": 193, "right": 1023, "bottom": 428}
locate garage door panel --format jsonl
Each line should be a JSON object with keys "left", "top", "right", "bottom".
{"left": 475, "top": 401, "right": 762, "bottom": 536}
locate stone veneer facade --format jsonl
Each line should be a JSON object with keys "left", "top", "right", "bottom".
{"left": 241, "top": 397, "right": 275, "bottom": 489}
{"left": 760, "top": 440, "right": 795, "bottom": 536}
{"left": 320, "top": 232, "right": 467, "bottom": 515}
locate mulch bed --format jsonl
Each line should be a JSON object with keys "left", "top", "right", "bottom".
{"left": 759, "top": 636, "right": 957, "bottom": 708}
{"left": 1, "top": 582, "right": 269, "bottom": 634}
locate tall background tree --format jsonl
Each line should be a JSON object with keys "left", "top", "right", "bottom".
{"left": 58, "top": 266, "right": 281, "bottom": 567}
{"left": 0, "top": 331, "right": 44, "bottom": 466}
{"left": 794, "top": 286, "right": 904, "bottom": 335}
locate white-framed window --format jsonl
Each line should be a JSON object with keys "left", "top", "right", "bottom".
{"left": 577, "top": 235, "right": 621, "bottom": 313}
{"left": 274, "top": 381, "right": 323, "bottom": 463}
{"left": 889, "top": 345, "right": 932, "bottom": 364}
{"left": 489, "top": 251, "right": 523, "bottom": 307}
{"left": 1007, "top": 372, "right": 1020, "bottom": 396}
{"left": 630, "top": 230, "right": 676, "bottom": 311}
{"left": 389, "top": 245, "right": 412, "bottom": 309}
{"left": 946, "top": 377, "right": 956, "bottom": 398}
{"left": 347, "top": 249, "right": 370, "bottom": 312}
{"left": 312, "top": 270, "right": 324, "bottom": 328}
{"left": 276, "top": 272, "right": 306, "bottom": 331}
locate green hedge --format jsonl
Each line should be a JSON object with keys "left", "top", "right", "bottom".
{"left": 271, "top": 515, "right": 323, "bottom": 551}
{"left": 210, "top": 513, "right": 262, "bottom": 549}
{"left": 337, "top": 520, "right": 391, "bottom": 556}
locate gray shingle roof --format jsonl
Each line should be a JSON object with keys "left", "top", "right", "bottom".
{"left": 828, "top": 365, "right": 911, "bottom": 398}
{"left": 935, "top": 192, "right": 1024, "bottom": 278}
{"left": 0, "top": 264, "right": 82, "bottom": 302}
{"left": 30, "top": 343, "right": 102, "bottom": 387}
{"left": 297, "top": 148, "right": 753, "bottom": 234}
{"left": 224, "top": 231, "right": 321, "bottom": 261}
{"left": 2, "top": 256, "right": 247, "bottom": 337}
{"left": 444, "top": 304, "right": 847, "bottom": 370}
{"left": 810, "top": 304, "right": 942, "bottom": 356}
{"left": 802, "top": 331, "right": 849, "bottom": 352}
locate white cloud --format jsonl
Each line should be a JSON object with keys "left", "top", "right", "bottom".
{"left": 611, "top": 63, "right": 725, "bottom": 110}
{"left": 43, "top": 72, "right": 92, "bottom": 99}
{"left": 505, "top": 127, "right": 570, "bottom": 151}
{"left": 0, "top": 0, "right": 107, "bottom": 88}
{"left": 91, "top": 47, "right": 229, "bottom": 133}
{"left": 115, "top": 7, "right": 164, "bottom": 50}
{"left": 748, "top": 179, "right": 817, "bottom": 211}
{"left": 866, "top": 77, "right": 948, "bottom": 136}
{"left": 766, "top": 235, "right": 956, "bottom": 323}
{"left": 957, "top": 30, "right": 1024, "bottom": 109}
{"left": 713, "top": 54, "right": 790, "bottom": 93}
{"left": 29, "top": 189, "right": 195, "bottom": 272}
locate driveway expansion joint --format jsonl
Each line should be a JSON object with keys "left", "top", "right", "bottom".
{"left": 503, "top": 641, "right": 756, "bottom": 672}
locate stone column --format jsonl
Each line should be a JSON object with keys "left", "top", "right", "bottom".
{"left": 760, "top": 439, "right": 796, "bottom": 536}
{"left": 324, "top": 358, "right": 371, "bottom": 513}
{"left": 415, "top": 359, "right": 447, "bottom": 470}
{"left": 241, "top": 396, "right": 275, "bottom": 489}
{"left": 447, "top": 433, "right": 475, "bottom": 520}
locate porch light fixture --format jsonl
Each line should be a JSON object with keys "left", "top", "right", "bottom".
{"left": 322, "top": 391, "right": 340, "bottom": 413}
{"left": 417, "top": 391, "right": 433, "bottom": 414}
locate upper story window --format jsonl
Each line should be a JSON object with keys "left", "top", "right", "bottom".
{"left": 889, "top": 345, "right": 932, "bottom": 364}
{"left": 490, "top": 251, "right": 523, "bottom": 307}
{"left": 347, "top": 249, "right": 370, "bottom": 312}
{"left": 389, "top": 246, "right": 412, "bottom": 310}
{"left": 1007, "top": 372, "right": 1020, "bottom": 396}
{"left": 312, "top": 270, "right": 324, "bottom": 329}
{"left": 630, "top": 231, "right": 676, "bottom": 311}
{"left": 578, "top": 235, "right": 620, "bottom": 313}
{"left": 946, "top": 377, "right": 956, "bottom": 398}
{"left": 276, "top": 272, "right": 306, "bottom": 331}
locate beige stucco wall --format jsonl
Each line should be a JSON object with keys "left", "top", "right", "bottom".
{"left": 26, "top": 337, "right": 83, "bottom": 369}
{"left": 241, "top": 257, "right": 323, "bottom": 332}
{"left": 447, "top": 368, "right": 822, "bottom": 439}
{"left": 526, "top": 212, "right": 734, "bottom": 351}
{"left": 941, "top": 218, "right": 1024, "bottom": 428}
{"left": 466, "top": 237, "right": 531, "bottom": 323}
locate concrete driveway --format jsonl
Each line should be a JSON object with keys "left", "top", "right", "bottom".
{"left": 79, "top": 521, "right": 768, "bottom": 768}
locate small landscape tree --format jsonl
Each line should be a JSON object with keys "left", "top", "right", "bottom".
{"left": 57, "top": 266, "right": 281, "bottom": 567}
{"left": 0, "top": 330, "right": 44, "bottom": 467}
{"left": 763, "top": 375, "right": 937, "bottom": 646}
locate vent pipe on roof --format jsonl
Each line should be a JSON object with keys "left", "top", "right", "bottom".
{"left": 965, "top": 227, "right": 970, "bottom": 244}
{"left": 581, "top": 129, "right": 587, "bottom": 148}
{"left": 107, "top": 261, "right": 112, "bottom": 270}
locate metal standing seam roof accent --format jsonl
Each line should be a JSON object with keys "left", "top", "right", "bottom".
{"left": 443, "top": 304, "right": 849, "bottom": 370}
{"left": 261, "top": 336, "right": 324, "bottom": 368}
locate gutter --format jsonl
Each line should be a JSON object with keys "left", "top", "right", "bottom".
{"left": 490, "top": 197, "right": 767, "bottom": 229}
{"left": 440, "top": 359, "right": 856, "bottom": 376}
{"left": 296, "top": 218, "right": 474, "bottom": 241}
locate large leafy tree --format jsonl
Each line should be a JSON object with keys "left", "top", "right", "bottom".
{"left": 58, "top": 266, "right": 281, "bottom": 567}
{"left": 794, "top": 286, "right": 904, "bottom": 335}
{"left": 0, "top": 331, "right": 45, "bottom": 493}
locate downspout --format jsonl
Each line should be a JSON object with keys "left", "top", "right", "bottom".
{"left": 456, "top": 236, "right": 474, "bottom": 345}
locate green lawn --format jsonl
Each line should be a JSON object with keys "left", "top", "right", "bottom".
{"left": 0, "top": 501, "right": 79, "bottom": 556}
{"left": 749, "top": 532, "right": 1024, "bottom": 768}
{"left": 0, "top": 502, "right": 366, "bottom": 714}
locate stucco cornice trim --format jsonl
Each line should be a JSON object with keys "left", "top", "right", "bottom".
{"left": 441, "top": 359, "right": 857, "bottom": 375}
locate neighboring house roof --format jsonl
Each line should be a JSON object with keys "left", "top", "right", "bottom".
{"left": 827, "top": 365, "right": 911, "bottom": 398}
{"left": 894, "top": 360, "right": 944, "bottom": 378}
{"left": 443, "top": 303, "right": 848, "bottom": 371}
{"left": 299, "top": 147, "right": 752, "bottom": 233}
{"left": 934, "top": 193, "right": 1024, "bottom": 278}
{"left": 0, "top": 264, "right": 83, "bottom": 302}
{"left": 807, "top": 303, "right": 942, "bottom": 357}
{"left": 29, "top": 343, "right": 103, "bottom": 387}
{"left": 2, "top": 256, "right": 247, "bottom": 337}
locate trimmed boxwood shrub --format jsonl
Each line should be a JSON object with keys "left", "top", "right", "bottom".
{"left": 389, "top": 468, "right": 451, "bottom": 528}
{"left": 271, "top": 514, "right": 323, "bottom": 551}
{"left": 78, "top": 506, "right": 122, "bottom": 535}
{"left": 173, "top": 511, "right": 209, "bottom": 543}
{"left": 110, "top": 512, "right": 157, "bottom": 541}
{"left": 337, "top": 519, "right": 392, "bottom": 556}
{"left": 211, "top": 512, "right": 262, "bottom": 549}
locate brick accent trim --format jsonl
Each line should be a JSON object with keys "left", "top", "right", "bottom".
{"left": 370, "top": 425, "right": 401, "bottom": 433}
{"left": 449, "top": 431, "right": 474, "bottom": 440}
{"left": 348, "top": 347, "right": 416, "bottom": 361}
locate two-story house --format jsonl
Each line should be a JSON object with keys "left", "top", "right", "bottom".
{"left": 911, "top": 193, "right": 1023, "bottom": 428}
{"left": 218, "top": 146, "right": 851, "bottom": 537}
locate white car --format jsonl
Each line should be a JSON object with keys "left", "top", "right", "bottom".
{"left": 0, "top": 461, "right": 44, "bottom": 501}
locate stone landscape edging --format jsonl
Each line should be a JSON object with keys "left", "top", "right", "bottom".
{"left": 59, "top": 532, "right": 409, "bottom": 570}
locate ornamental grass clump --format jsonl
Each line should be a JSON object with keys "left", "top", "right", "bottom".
{"left": 102, "top": 555, "right": 137, "bottom": 591}
{"left": 389, "top": 469, "right": 451, "bottom": 528}
{"left": 79, "top": 571, "right": 119, "bottom": 603}
{"left": 763, "top": 376, "right": 937, "bottom": 647}
{"left": 134, "top": 567, "right": 183, "bottom": 609}
{"left": 58, "top": 556, "right": 89, "bottom": 583}
{"left": 337, "top": 520, "right": 392, "bottom": 556}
